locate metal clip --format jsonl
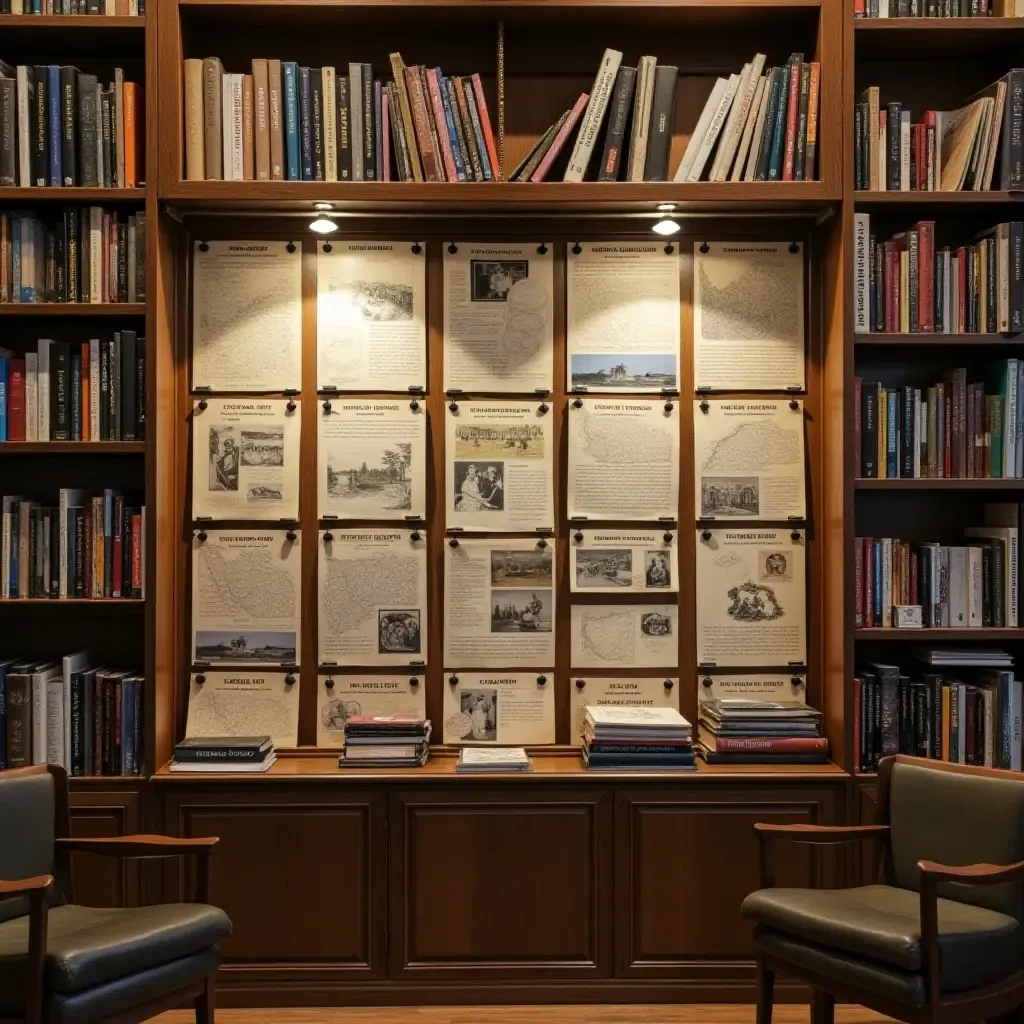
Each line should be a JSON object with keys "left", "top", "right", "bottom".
{"left": 324, "top": 677, "right": 335, "bottom": 689}
{"left": 789, "top": 241, "right": 800, "bottom": 254}
{"left": 322, "top": 241, "right": 332, "bottom": 254}
{"left": 789, "top": 398, "right": 800, "bottom": 410}
{"left": 575, "top": 678, "right": 586, "bottom": 690}
{"left": 701, "top": 530, "right": 712, "bottom": 541}
{"left": 196, "top": 530, "right": 207, "bottom": 542}
{"left": 448, "top": 674, "right": 458, "bottom": 685}
{"left": 196, "top": 673, "right": 206, "bottom": 683}
{"left": 574, "top": 530, "right": 584, "bottom": 542}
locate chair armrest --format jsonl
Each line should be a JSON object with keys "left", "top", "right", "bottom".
{"left": 0, "top": 877, "right": 51, "bottom": 1024}
{"left": 755, "top": 825, "right": 890, "bottom": 888}
{"left": 918, "top": 858, "right": 1024, "bottom": 885}
{"left": 0, "top": 875, "right": 53, "bottom": 900}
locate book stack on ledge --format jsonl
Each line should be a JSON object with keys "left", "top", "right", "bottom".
{"left": 170, "top": 735, "right": 275, "bottom": 773}
{"left": 697, "top": 700, "right": 827, "bottom": 766}
{"left": 455, "top": 747, "right": 531, "bottom": 773}
{"left": 855, "top": 656, "right": 1020, "bottom": 772}
{"left": 856, "top": 0, "right": 1016, "bottom": 15}
{"left": 184, "top": 53, "right": 498, "bottom": 183}
{"left": 338, "top": 714, "right": 430, "bottom": 768}
{"left": 581, "top": 705, "right": 696, "bottom": 772}
{"left": 855, "top": 75, "right": 1020, "bottom": 192}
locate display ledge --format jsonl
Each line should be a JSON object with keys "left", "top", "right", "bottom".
{"left": 162, "top": 180, "right": 838, "bottom": 215}
{"left": 856, "top": 627, "right": 1024, "bottom": 640}
{"left": 855, "top": 478, "right": 1024, "bottom": 490}
{"left": 153, "top": 751, "right": 847, "bottom": 783}
{"left": 854, "top": 17, "right": 1024, "bottom": 57}
{"left": 0, "top": 442, "right": 146, "bottom": 454}
{"left": 0, "top": 303, "right": 146, "bottom": 316}
{"left": 0, "top": 187, "right": 145, "bottom": 203}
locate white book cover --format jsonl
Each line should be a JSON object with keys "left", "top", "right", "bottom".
{"left": 323, "top": 67, "right": 337, "bottom": 182}
{"left": 674, "top": 77, "right": 726, "bottom": 182}
{"left": 709, "top": 62, "right": 753, "bottom": 182}
{"left": 900, "top": 111, "right": 911, "bottom": 191}
{"left": 713, "top": 54, "right": 765, "bottom": 182}
{"left": 89, "top": 207, "right": 103, "bottom": 303}
{"left": 854, "top": 212, "right": 870, "bottom": 333}
{"left": 221, "top": 75, "right": 234, "bottom": 181}
{"left": 913, "top": 390, "right": 921, "bottom": 478}
{"left": 60, "top": 651, "right": 89, "bottom": 769}
{"left": 983, "top": 687, "right": 995, "bottom": 766}
{"left": 231, "top": 74, "right": 244, "bottom": 181}
{"left": 882, "top": 536, "right": 892, "bottom": 626}
{"left": 687, "top": 73, "right": 739, "bottom": 182}
{"left": 564, "top": 47, "right": 623, "bottom": 182}
{"left": 16, "top": 67, "right": 31, "bottom": 187}
{"left": 1016, "top": 361, "right": 1024, "bottom": 477}
{"left": 585, "top": 705, "right": 690, "bottom": 729}
{"left": 947, "top": 546, "right": 968, "bottom": 627}
{"left": 89, "top": 339, "right": 100, "bottom": 440}
{"left": 731, "top": 74, "right": 766, "bottom": 182}
{"left": 968, "top": 546, "right": 984, "bottom": 627}
{"left": 24, "top": 353, "right": 37, "bottom": 443}
{"left": 348, "top": 63, "right": 364, "bottom": 181}
{"left": 1006, "top": 358, "right": 1018, "bottom": 479}
{"left": 744, "top": 74, "right": 773, "bottom": 181}
{"left": 627, "top": 56, "right": 657, "bottom": 182}
{"left": 37, "top": 339, "right": 50, "bottom": 442}
{"left": 999, "top": 224, "right": 1010, "bottom": 332}
{"left": 32, "top": 665, "right": 59, "bottom": 766}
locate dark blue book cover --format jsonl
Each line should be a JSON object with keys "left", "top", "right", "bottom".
{"left": 0, "top": 659, "right": 18, "bottom": 769}
{"left": 282, "top": 62, "right": 300, "bottom": 182}
{"left": 299, "top": 66, "right": 313, "bottom": 181}
{"left": 47, "top": 65, "right": 62, "bottom": 186}
{"left": 437, "top": 74, "right": 466, "bottom": 182}
{"left": 768, "top": 64, "right": 794, "bottom": 181}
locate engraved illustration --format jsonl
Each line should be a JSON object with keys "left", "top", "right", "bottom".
{"left": 471, "top": 260, "right": 528, "bottom": 301}
{"left": 321, "top": 552, "right": 421, "bottom": 635}
{"left": 194, "top": 630, "right": 296, "bottom": 663}
{"left": 760, "top": 550, "right": 792, "bottom": 581}
{"left": 187, "top": 687, "right": 296, "bottom": 743}
{"left": 454, "top": 422, "right": 544, "bottom": 459}
{"left": 320, "top": 698, "right": 362, "bottom": 731}
{"left": 726, "top": 581, "right": 785, "bottom": 622}
{"left": 458, "top": 688, "right": 497, "bottom": 741}
{"left": 640, "top": 611, "right": 673, "bottom": 637}
{"left": 700, "top": 419, "right": 801, "bottom": 472}
{"left": 575, "top": 405, "right": 674, "bottom": 463}
{"left": 208, "top": 427, "right": 239, "bottom": 491}
{"left": 644, "top": 550, "right": 671, "bottom": 588}
{"left": 378, "top": 610, "right": 421, "bottom": 654}
{"left": 197, "top": 543, "right": 296, "bottom": 620}
{"left": 579, "top": 608, "right": 635, "bottom": 663}
{"left": 701, "top": 476, "right": 759, "bottom": 516}
{"left": 490, "top": 549, "right": 553, "bottom": 588}
{"left": 713, "top": 551, "right": 751, "bottom": 582}
{"left": 326, "top": 441, "right": 413, "bottom": 512}
{"left": 575, "top": 549, "right": 632, "bottom": 588}
{"left": 240, "top": 428, "right": 284, "bottom": 467}
{"left": 341, "top": 279, "right": 413, "bottom": 321}
{"left": 698, "top": 257, "right": 800, "bottom": 341}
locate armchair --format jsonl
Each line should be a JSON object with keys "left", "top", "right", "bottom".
{"left": 0, "top": 764, "right": 231, "bottom": 1024}
{"left": 741, "top": 755, "right": 1024, "bottom": 1024}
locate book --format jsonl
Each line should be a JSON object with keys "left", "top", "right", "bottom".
{"left": 597, "top": 65, "right": 637, "bottom": 182}
{"left": 564, "top": 47, "right": 622, "bottom": 182}
{"left": 643, "top": 65, "right": 677, "bottom": 182}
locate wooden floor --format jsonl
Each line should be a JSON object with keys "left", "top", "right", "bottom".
{"left": 153, "top": 1007, "right": 894, "bottom": 1023}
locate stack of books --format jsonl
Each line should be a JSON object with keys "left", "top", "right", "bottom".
{"left": 581, "top": 705, "right": 696, "bottom": 771}
{"left": 697, "top": 700, "right": 827, "bottom": 765}
{"left": 338, "top": 715, "right": 430, "bottom": 768}
{"left": 856, "top": 0, "right": 1011, "bottom": 16}
{"left": 455, "top": 747, "right": 531, "bottom": 773}
{"left": 170, "top": 736, "right": 276, "bottom": 773}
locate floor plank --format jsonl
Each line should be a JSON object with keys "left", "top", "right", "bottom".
{"left": 151, "top": 1006, "right": 895, "bottom": 1024}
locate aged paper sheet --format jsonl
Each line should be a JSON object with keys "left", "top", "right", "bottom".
{"left": 316, "top": 673, "right": 426, "bottom": 747}
{"left": 443, "top": 672, "right": 555, "bottom": 745}
{"left": 567, "top": 400, "right": 679, "bottom": 521}
{"left": 569, "top": 676, "right": 679, "bottom": 745}
{"left": 185, "top": 670, "right": 299, "bottom": 748}
{"left": 566, "top": 242, "right": 680, "bottom": 393}
{"left": 570, "top": 530, "right": 678, "bottom": 594}
{"left": 443, "top": 242, "right": 553, "bottom": 392}
{"left": 191, "top": 530, "right": 300, "bottom": 666}
{"left": 192, "top": 241, "right": 302, "bottom": 391}
{"left": 317, "top": 241, "right": 426, "bottom": 391}
{"left": 444, "top": 538, "right": 555, "bottom": 668}
{"left": 699, "top": 672, "right": 808, "bottom": 704}
{"left": 318, "top": 530, "right": 427, "bottom": 667}
{"left": 693, "top": 242, "right": 805, "bottom": 391}
{"left": 446, "top": 401, "right": 553, "bottom": 532}
{"left": 694, "top": 399, "right": 806, "bottom": 520}
{"left": 570, "top": 604, "right": 678, "bottom": 669}
{"left": 192, "top": 398, "right": 300, "bottom": 520}
{"left": 696, "top": 528, "right": 807, "bottom": 667}
{"left": 318, "top": 400, "right": 426, "bottom": 520}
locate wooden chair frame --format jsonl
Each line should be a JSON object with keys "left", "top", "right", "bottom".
{"left": 754, "top": 755, "right": 1024, "bottom": 1024}
{"left": 0, "top": 764, "right": 220, "bottom": 1024}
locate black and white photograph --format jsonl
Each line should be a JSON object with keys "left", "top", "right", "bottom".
{"left": 378, "top": 610, "right": 421, "bottom": 655}
{"left": 644, "top": 550, "right": 672, "bottom": 588}
{"left": 701, "top": 476, "right": 759, "bottom": 517}
{"left": 240, "top": 428, "right": 285, "bottom": 467}
{"left": 453, "top": 461, "right": 505, "bottom": 512}
{"left": 208, "top": 427, "right": 239, "bottom": 492}
{"left": 454, "top": 422, "right": 545, "bottom": 459}
{"left": 247, "top": 485, "right": 283, "bottom": 501}
{"left": 727, "top": 581, "right": 785, "bottom": 622}
{"left": 760, "top": 550, "right": 792, "bottom": 581}
{"left": 470, "top": 259, "right": 529, "bottom": 302}
{"left": 574, "top": 549, "right": 632, "bottom": 588}
{"left": 326, "top": 442, "right": 413, "bottom": 512}
{"left": 640, "top": 612, "right": 673, "bottom": 637}
{"left": 350, "top": 279, "right": 414, "bottom": 321}
{"left": 459, "top": 688, "right": 498, "bottom": 741}
{"left": 490, "top": 549, "right": 553, "bottom": 588}
{"left": 490, "top": 589, "right": 552, "bottom": 633}
{"left": 194, "top": 630, "right": 297, "bottom": 663}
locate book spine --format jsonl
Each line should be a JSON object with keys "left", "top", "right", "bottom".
{"left": 470, "top": 74, "right": 500, "bottom": 180}
{"left": 362, "top": 64, "right": 375, "bottom": 181}
{"left": 404, "top": 66, "right": 440, "bottom": 182}
{"left": 804, "top": 63, "right": 820, "bottom": 180}
{"left": 532, "top": 93, "right": 589, "bottom": 182}
{"left": 298, "top": 66, "right": 312, "bottom": 181}
{"left": 767, "top": 68, "right": 790, "bottom": 180}
{"left": 336, "top": 74, "right": 351, "bottom": 181}
{"left": 267, "top": 59, "right": 283, "bottom": 180}
{"left": 309, "top": 68, "right": 323, "bottom": 181}
{"left": 282, "top": 62, "right": 299, "bottom": 182}
{"left": 644, "top": 65, "right": 678, "bottom": 182}
{"left": 565, "top": 48, "right": 622, "bottom": 183}
{"left": 183, "top": 59, "right": 205, "bottom": 181}
{"left": 425, "top": 68, "right": 457, "bottom": 182}
{"left": 781, "top": 60, "right": 802, "bottom": 180}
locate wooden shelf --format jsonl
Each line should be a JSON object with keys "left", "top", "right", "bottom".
{"left": 855, "top": 332, "right": 1023, "bottom": 345}
{"left": 855, "top": 190, "right": 1024, "bottom": 207}
{"left": 0, "top": 303, "right": 146, "bottom": 316}
{"left": 0, "top": 441, "right": 146, "bottom": 454}
{"left": 855, "top": 478, "right": 1024, "bottom": 490}
{"left": 854, "top": 17, "right": 1024, "bottom": 56}
{"left": 0, "top": 14, "right": 144, "bottom": 26}
{"left": 855, "top": 628, "right": 1024, "bottom": 641}
{"left": 0, "top": 598, "right": 145, "bottom": 606}
{"left": 0, "top": 187, "right": 145, "bottom": 204}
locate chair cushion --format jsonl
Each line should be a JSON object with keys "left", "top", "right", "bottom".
{"left": 0, "top": 902, "right": 231, "bottom": 1006}
{"left": 742, "top": 884, "right": 1021, "bottom": 992}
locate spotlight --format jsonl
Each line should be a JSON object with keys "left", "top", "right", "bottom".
{"left": 652, "top": 218, "right": 680, "bottom": 236}
{"left": 309, "top": 216, "right": 337, "bottom": 234}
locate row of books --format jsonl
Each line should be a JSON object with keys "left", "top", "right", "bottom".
{"left": 581, "top": 705, "right": 695, "bottom": 771}
{"left": 0, "top": 334, "right": 145, "bottom": 442}
{"left": 0, "top": 0, "right": 143, "bottom": 13}
{"left": 853, "top": 216, "right": 1024, "bottom": 335}
{"left": 854, "top": 364, "right": 1023, "bottom": 479}
{"left": 0, "top": 654, "right": 144, "bottom": 775}
{"left": 854, "top": 517, "right": 1020, "bottom": 628}
{"left": 697, "top": 700, "right": 827, "bottom": 765}
{"left": 0, "top": 209, "right": 147, "bottom": 304}
{"left": 1, "top": 490, "right": 145, "bottom": 600}
{"left": 855, "top": 661, "right": 1021, "bottom": 773}
{"left": 856, "top": 0, "right": 1014, "bottom": 13}
{"left": 0, "top": 65, "right": 144, "bottom": 189}
{"left": 184, "top": 54, "right": 498, "bottom": 184}
{"left": 855, "top": 75, "right": 1022, "bottom": 192}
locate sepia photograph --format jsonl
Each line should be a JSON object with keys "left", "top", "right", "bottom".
{"left": 644, "top": 550, "right": 672, "bottom": 588}
{"left": 640, "top": 611, "right": 673, "bottom": 637}
{"left": 348, "top": 279, "right": 414, "bottom": 321}
{"left": 453, "top": 422, "right": 544, "bottom": 460}
{"left": 378, "top": 610, "right": 421, "bottom": 655}
{"left": 194, "top": 629, "right": 297, "bottom": 663}
{"left": 207, "top": 426, "right": 239, "bottom": 492}
{"left": 701, "top": 476, "right": 760, "bottom": 517}
{"left": 459, "top": 688, "right": 498, "bottom": 740}
{"left": 453, "top": 461, "right": 505, "bottom": 512}
{"left": 247, "top": 485, "right": 283, "bottom": 501}
{"left": 570, "top": 353, "right": 677, "bottom": 390}
{"left": 490, "top": 589, "right": 552, "bottom": 633}
{"left": 326, "top": 442, "right": 413, "bottom": 511}
{"left": 470, "top": 259, "right": 529, "bottom": 302}
{"left": 490, "top": 548, "right": 553, "bottom": 588}
{"left": 760, "top": 550, "right": 792, "bottom": 581}
{"left": 575, "top": 549, "right": 632, "bottom": 588}
{"left": 240, "top": 428, "right": 285, "bottom": 467}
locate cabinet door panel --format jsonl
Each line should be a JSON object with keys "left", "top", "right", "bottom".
{"left": 68, "top": 781, "right": 143, "bottom": 908}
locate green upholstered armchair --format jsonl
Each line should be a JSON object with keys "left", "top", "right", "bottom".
{"left": 741, "top": 755, "right": 1024, "bottom": 1024}
{"left": 0, "top": 764, "right": 231, "bottom": 1024}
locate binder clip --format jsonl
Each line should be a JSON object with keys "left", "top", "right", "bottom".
{"left": 789, "top": 398, "right": 800, "bottom": 411}
{"left": 572, "top": 242, "right": 582, "bottom": 255}
{"left": 574, "top": 530, "right": 584, "bottom": 543}
{"left": 322, "top": 241, "right": 332, "bottom": 254}
{"left": 663, "top": 531, "right": 673, "bottom": 544}
{"left": 324, "top": 677, "right": 334, "bottom": 689}
{"left": 409, "top": 677, "right": 420, "bottom": 687}
{"left": 195, "top": 674, "right": 206, "bottom": 684}
{"left": 789, "top": 241, "right": 800, "bottom": 254}
{"left": 322, "top": 530, "right": 333, "bottom": 543}
{"left": 701, "top": 530, "right": 712, "bottom": 541}
{"left": 702, "top": 676, "right": 713, "bottom": 688}
{"left": 196, "top": 530, "right": 207, "bottom": 543}
{"left": 791, "top": 529, "right": 802, "bottom": 542}
{"left": 664, "top": 679, "right": 674, "bottom": 690}
{"left": 699, "top": 399, "right": 710, "bottom": 414}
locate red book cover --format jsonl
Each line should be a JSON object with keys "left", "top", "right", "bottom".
{"left": 910, "top": 547, "right": 918, "bottom": 605}
{"left": 966, "top": 385, "right": 975, "bottom": 478}
{"left": 532, "top": 93, "right": 589, "bottom": 183}
{"left": 782, "top": 61, "right": 801, "bottom": 181}
{"left": 381, "top": 89, "right": 391, "bottom": 183}
{"left": 471, "top": 74, "right": 501, "bottom": 181}
{"left": 7, "top": 358, "right": 25, "bottom": 442}
{"left": 403, "top": 66, "right": 441, "bottom": 182}
{"left": 957, "top": 247, "right": 967, "bottom": 332}
{"left": 131, "top": 514, "right": 142, "bottom": 595}
{"left": 864, "top": 538, "right": 874, "bottom": 627}
{"left": 711, "top": 736, "right": 829, "bottom": 753}
{"left": 853, "top": 678, "right": 862, "bottom": 772}
{"left": 425, "top": 68, "right": 458, "bottom": 182}
{"left": 855, "top": 535, "right": 864, "bottom": 628}
{"left": 916, "top": 220, "right": 934, "bottom": 332}
{"left": 80, "top": 342, "right": 90, "bottom": 441}
{"left": 944, "top": 386, "right": 952, "bottom": 478}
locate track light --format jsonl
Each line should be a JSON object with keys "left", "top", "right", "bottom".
{"left": 652, "top": 218, "right": 680, "bottom": 236}
{"left": 309, "top": 216, "right": 337, "bottom": 234}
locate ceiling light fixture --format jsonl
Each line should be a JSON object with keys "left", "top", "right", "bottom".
{"left": 652, "top": 218, "right": 680, "bottom": 236}
{"left": 313, "top": 202, "right": 333, "bottom": 211}
{"left": 657, "top": 203, "right": 677, "bottom": 212}
{"left": 309, "top": 216, "right": 338, "bottom": 234}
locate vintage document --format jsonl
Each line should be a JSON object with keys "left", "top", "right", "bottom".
{"left": 185, "top": 670, "right": 300, "bottom": 748}
{"left": 316, "top": 673, "right": 426, "bottom": 746}
{"left": 566, "top": 242, "right": 680, "bottom": 393}
{"left": 567, "top": 400, "right": 679, "bottom": 521}
{"left": 699, "top": 672, "right": 808, "bottom": 704}
{"left": 191, "top": 530, "right": 300, "bottom": 666}
{"left": 192, "top": 398, "right": 300, "bottom": 521}
{"left": 569, "top": 677, "right": 679, "bottom": 745}
{"left": 317, "top": 241, "right": 426, "bottom": 391}
{"left": 446, "top": 401, "right": 553, "bottom": 532}
{"left": 570, "top": 604, "right": 678, "bottom": 669}
{"left": 444, "top": 539, "right": 555, "bottom": 668}
{"left": 694, "top": 399, "right": 806, "bottom": 520}
{"left": 192, "top": 240, "right": 302, "bottom": 391}
{"left": 693, "top": 242, "right": 805, "bottom": 391}
{"left": 443, "top": 242, "right": 553, "bottom": 392}
{"left": 442, "top": 672, "right": 555, "bottom": 745}
{"left": 318, "top": 400, "right": 426, "bottom": 520}
{"left": 696, "top": 528, "right": 807, "bottom": 667}
{"left": 318, "top": 530, "right": 428, "bottom": 667}
{"left": 570, "top": 530, "right": 678, "bottom": 594}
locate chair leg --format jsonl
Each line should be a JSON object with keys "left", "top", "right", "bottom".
{"left": 195, "top": 976, "right": 215, "bottom": 1024}
{"left": 755, "top": 955, "right": 774, "bottom": 1024}
{"left": 810, "top": 988, "right": 835, "bottom": 1024}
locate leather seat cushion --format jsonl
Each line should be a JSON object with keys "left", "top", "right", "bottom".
{"left": 742, "top": 884, "right": 1021, "bottom": 992}
{"left": 0, "top": 902, "right": 231, "bottom": 1003}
